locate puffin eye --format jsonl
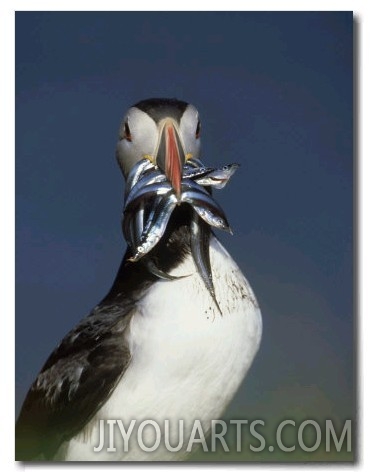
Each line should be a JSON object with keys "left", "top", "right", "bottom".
{"left": 124, "top": 121, "right": 132, "bottom": 142}
{"left": 195, "top": 119, "right": 201, "bottom": 139}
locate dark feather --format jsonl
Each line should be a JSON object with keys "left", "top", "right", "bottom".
{"left": 15, "top": 305, "right": 135, "bottom": 460}
{"left": 15, "top": 212, "right": 193, "bottom": 460}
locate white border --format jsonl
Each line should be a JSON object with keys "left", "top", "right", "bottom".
{"left": 6, "top": 0, "right": 365, "bottom": 12}
{"left": 3, "top": 2, "right": 375, "bottom": 472}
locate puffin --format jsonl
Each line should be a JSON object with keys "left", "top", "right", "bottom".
{"left": 16, "top": 98, "right": 262, "bottom": 461}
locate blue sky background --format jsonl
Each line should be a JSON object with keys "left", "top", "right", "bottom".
{"left": 15, "top": 12, "right": 353, "bottom": 460}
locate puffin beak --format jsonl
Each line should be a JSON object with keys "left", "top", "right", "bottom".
{"left": 156, "top": 120, "right": 186, "bottom": 198}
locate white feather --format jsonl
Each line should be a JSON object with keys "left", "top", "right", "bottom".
{"left": 59, "top": 237, "right": 262, "bottom": 461}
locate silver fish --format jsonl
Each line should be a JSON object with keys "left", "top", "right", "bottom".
{"left": 122, "top": 185, "right": 169, "bottom": 249}
{"left": 125, "top": 178, "right": 231, "bottom": 249}
{"left": 128, "top": 201, "right": 145, "bottom": 253}
{"left": 123, "top": 216, "right": 136, "bottom": 253}
{"left": 125, "top": 158, "right": 154, "bottom": 195}
{"left": 124, "top": 173, "right": 169, "bottom": 208}
{"left": 128, "top": 192, "right": 178, "bottom": 262}
{"left": 124, "top": 182, "right": 172, "bottom": 213}
{"left": 186, "top": 157, "right": 205, "bottom": 168}
{"left": 131, "top": 193, "right": 164, "bottom": 254}
{"left": 181, "top": 183, "right": 231, "bottom": 232}
{"left": 192, "top": 205, "right": 232, "bottom": 233}
{"left": 123, "top": 158, "right": 235, "bottom": 300}
{"left": 130, "top": 165, "right": 214, "bottom": 202}
{"left": 125, "top": 194, "right": 189, "bottom": 280}
{"left": 140, "top": 195, "right": 166, "bottom": 248}
{"left": 196, "top": 163, "right": 239, "bottom": 189}
{"left": 182, "top": 165, "right": 215, "bottom": 180}
{"left": 190, "top": 214, "right": 222, "bottom": 315}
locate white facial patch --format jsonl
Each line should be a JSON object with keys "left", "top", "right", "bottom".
{"left": 116, "top": 107, "right": 158, "bottom": 176}
{"left": 180, "top": 105, "right": 201, "bottom": 160}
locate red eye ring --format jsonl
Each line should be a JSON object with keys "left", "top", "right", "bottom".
{"left": 195, "top": 119, "right": 201, "bottom": 139}
{"left": 124, "top": 121, "right": 132, "bottom": 142}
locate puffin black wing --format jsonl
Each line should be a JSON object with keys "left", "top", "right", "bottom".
{"left": 15, "top": 215, "right": 190, "bottom": 461}
{"left": 15, "top": 304, "right": 135, "bottom": 461}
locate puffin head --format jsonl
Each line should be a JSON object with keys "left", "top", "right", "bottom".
{"left": 116, "top": 98, "right": 201, "bottom": 196}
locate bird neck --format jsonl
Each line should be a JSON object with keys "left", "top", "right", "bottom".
{"left": 98, "top": 204, "right": 195, "bottom": 308}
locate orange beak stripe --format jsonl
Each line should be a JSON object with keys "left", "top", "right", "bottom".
{"left": 165, "top": 123, "right": 182, "bottom": 197}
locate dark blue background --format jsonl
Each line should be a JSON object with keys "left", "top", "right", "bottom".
{"left": 16, "top": 11, "right": 353, "bottom": 459}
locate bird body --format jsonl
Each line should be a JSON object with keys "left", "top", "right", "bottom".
{"left": 58, "top": 236, "right": 261, "bottom": 461}
{"left": 16, "top": 98, "right": 262, "bottom": 461}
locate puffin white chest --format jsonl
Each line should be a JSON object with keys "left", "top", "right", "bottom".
{"left": 64, "top": 238, "right": 262, "bottom": 461}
